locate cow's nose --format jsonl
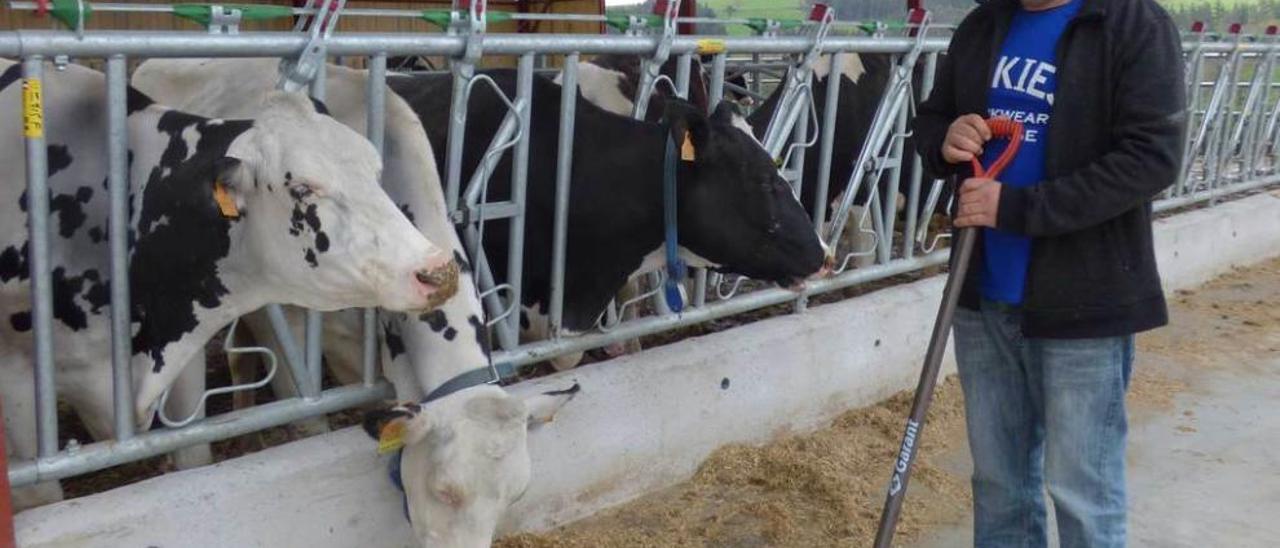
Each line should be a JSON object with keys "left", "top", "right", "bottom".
{"left": 414, "top": 257, "right": 460, "bottom": 310}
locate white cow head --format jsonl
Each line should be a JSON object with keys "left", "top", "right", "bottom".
{"left": 212, "top": 91, "right": 460, "bottom": 312}
{"left": 363, "top": 384, "right": 578, "bottom": 547}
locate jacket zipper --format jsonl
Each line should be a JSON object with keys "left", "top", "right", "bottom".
{"left": 1022, "top": 10, "right": 1100, "bottom": 307}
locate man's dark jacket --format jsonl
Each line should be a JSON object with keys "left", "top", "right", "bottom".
{"left": 913, "top": 0, "right": 1187, "bottom": 338}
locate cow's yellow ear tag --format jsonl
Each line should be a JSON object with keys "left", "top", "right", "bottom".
{"left": 680, "top": 130, "right": 696, "bottom": 162}
{"left": 213, "top": 181, "right": 240, "bottom": 218}
{"left": 377, "top": 420, "right": 406, "bottom": 454}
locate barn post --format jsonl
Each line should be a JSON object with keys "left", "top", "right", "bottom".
{"left": 106, "top": 54, "right": 136, "bottom": 439}
{"left": 903, "top": 51, "right": 937, "bottom": 260}
{"left": 1210, "top": 25, "right": 1246, "bottom": 194}
{"left": 362, "top": 52, "right": 388, "bottom": 387}
{"left": 813, "top": 51, "right": 843, "bottom": 233}
{"left": 505, "top": 53, "right": 535, "bottom": 343}
{"left": 1, "top": 396, "right": 14, "bottom": 548}
{"left": 694, "top": 51, "right": 729, "bottom": 308}
{"left": 21, "top": 56, "right": 60, "bottom": 459}
{"left": 548, "top": 53, "right": 579, "bottom": 337}
{"left": 878, "top": 79, "right": 910, "bottom": 265}
{"left": 305, "top": 64, "right": 329, "bottom": 396}
{"left": 1175, "top": 22, "right": 1208, "bottom": 198}
{"left": 1245, "top": 29, "right": 1278, "bottom": 177}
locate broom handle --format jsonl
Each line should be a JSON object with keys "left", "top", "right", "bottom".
{"left": 872, "top": 116, "right": 1020, "bottom": 547}
{"left": 871, "top": 225, "right": 977, "bottom": 548}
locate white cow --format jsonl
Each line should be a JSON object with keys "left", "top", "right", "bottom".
{"left": 0, "top": 59, "right": 458, "bottom": 508}
{"left": 132, "top": 57, "right": 578, "bottom": 548}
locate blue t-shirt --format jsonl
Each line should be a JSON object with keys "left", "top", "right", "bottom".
{"left": 978, "top": 0, "right": 1081, "bottom": 304}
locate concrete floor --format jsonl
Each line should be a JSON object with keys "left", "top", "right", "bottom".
{"left": 911, "top": 354, "right": 1280, "bottom": 548}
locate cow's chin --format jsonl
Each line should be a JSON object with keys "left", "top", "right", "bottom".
{"left": 782, "top": 277, "right": 809, "bottom": 293}
{"left": 776, "top": 265, "right": 831, "bottom": 293}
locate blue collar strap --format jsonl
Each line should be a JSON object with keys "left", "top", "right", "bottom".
{"left": 663, "top": 129, "right": 687, "bottom": 313}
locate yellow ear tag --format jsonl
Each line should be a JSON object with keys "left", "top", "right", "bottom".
{"left": 377, "top": 420, "right": 406, "bottom": 455}
{"left": 213, "top": 181, "right": 239, "bottom": 218}
{"left": 680, "top": 130, "right": 696, "bottom": 162}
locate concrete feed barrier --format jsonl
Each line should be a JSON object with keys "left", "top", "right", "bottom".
{"left": 14, "top": 190, "right": 1280, "bottom": 547}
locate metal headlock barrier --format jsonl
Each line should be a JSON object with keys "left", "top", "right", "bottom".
{"left": 4, "top": 0, "right": 1280, "bottom": 490}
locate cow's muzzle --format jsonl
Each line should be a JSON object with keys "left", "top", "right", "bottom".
{"left": 414, "top": 259, "right": 461, "bottom": 310}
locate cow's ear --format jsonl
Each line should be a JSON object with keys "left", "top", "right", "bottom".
{"left": 211, "top": 157, "right": 246, "bottom": 218}
{"left": 524, "top": 382, "right": 580, "bottom": 429}
{"left": 663, "top": 101, "right": 711, "bottom": 160}
{"left": 709, "top": 101, "right": 743, "bottom": 125}
{"left": 362, "top": 402, "right": 431, "bottom": 452}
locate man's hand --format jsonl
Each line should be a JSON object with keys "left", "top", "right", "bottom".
{"left": 943, "top": 114, "right": 992, "bottom": 164}
{"left": 955, "top": 178, "right": 1002, "bottom": 228}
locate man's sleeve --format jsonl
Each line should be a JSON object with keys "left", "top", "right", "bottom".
{"left": 995, "top": 12, "right": 1187, "bottom": 238}
{"left": 912, "top": 49, "right": 966, "bottom": 179}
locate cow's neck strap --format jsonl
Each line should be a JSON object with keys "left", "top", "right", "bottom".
{"left": 421, "top": 361, "right": 516, "bottom": 404}
{"left": 662, "top": 126, "right": 687, "bottom": 313}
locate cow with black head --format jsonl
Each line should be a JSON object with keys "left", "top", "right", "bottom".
{"left": 388, "top": 68, "right": 830, "bottom": 371}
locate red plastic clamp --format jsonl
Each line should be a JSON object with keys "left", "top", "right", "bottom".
{"left": 459, "top": 0, "right": 485, "bottom": 17}
{"left": 809, "top": 3, "right": 831, "bottom": 22}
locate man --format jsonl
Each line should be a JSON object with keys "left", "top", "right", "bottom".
{"left": 912, "top": 0, "right": 1186, "bottom": 545}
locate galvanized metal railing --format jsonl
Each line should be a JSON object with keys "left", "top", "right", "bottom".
{"left": 3, "top": 10, "right": 1280, "bottom": 491}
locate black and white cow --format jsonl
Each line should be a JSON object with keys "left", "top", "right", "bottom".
{"left": 747, "top": 54, "right": 903, "bottom": 216}
{"left": 0, "top": 59, "right": 459, "bottom": 508}
{"left": 388, "top": 69, "right": 830, "bottom": 368}
{"left": 559, "top": 54, "right": 712, "bottom": 121}
{"left": 591, "top": 53, "right": 939, "bottom": 268}
{"left": 132, "top": 57, "right": 578, "bottom": 548}
{"left": 745, "top": 53, "right": 940, "bottom": 264}
{"left": 553, "top": 55, "right": 767, "bottom": 367}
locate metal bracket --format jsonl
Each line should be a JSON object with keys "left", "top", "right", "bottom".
{"left": 630, "top": 0, "right": 681, "bottom": 120}
{"left": 208, "top": 5, "right": 243, "bottom": 35}
{"left": 156, "top": 318, "right": 279, "bottom": 428}
{"left": 278, "top": 0, "right": 346, "bottom": 93}
{"left": 759, "top": 3, "right": 834, "bottom": 159}
{"left": 825, "top": 4, "right": 931, "bottom": 254}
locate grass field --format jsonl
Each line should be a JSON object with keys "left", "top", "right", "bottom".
{"left": 1158, "top": 0, "right": 1263, "bottom": 8}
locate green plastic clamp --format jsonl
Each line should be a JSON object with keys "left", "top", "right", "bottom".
{"left": 49, "top": 0, "right": 93, "bottom": 30}
{"left": 171, "top": 4, "right": 293, "bottom": 27}
{"left": 744, "top": 17, "right": 802, "bottom": 35}
{"left": 421, "top": 10, "right": 512, "bottom": 30}
{"left": 855, "top": 20, "right": 907, "bottom": 35}
{"left": 420, "top": 10, "right": 451, "bottom": 29}
{"left": 604, "top": 13, "right": 660, "bottom": 33}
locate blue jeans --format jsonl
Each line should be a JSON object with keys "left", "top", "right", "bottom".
{"left": 953, "top": 299, "right": 1134, "bottom": 548}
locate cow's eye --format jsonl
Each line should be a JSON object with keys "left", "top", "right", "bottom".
{"left": 289, "top": 183, "right": 315, "bottom": 200}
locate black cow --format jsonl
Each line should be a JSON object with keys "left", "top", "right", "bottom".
{"left": 388, "top": 70, "right": 827, "bottom": 346}
{"left": 589, "top": 52, "right": 941, "bottom": 232}
{"left": 746, "top": 53, "right": 940, "bottom": 230}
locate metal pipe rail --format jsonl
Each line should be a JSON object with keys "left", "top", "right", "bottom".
{"left": 4, "top": 30, "right": 1268, "bottom": 59}
{"left": 6, "top": 26, "right": 1280, "bottom": 490}
{"left": 6, "top": 0, "right": 953, "bottom": 34}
